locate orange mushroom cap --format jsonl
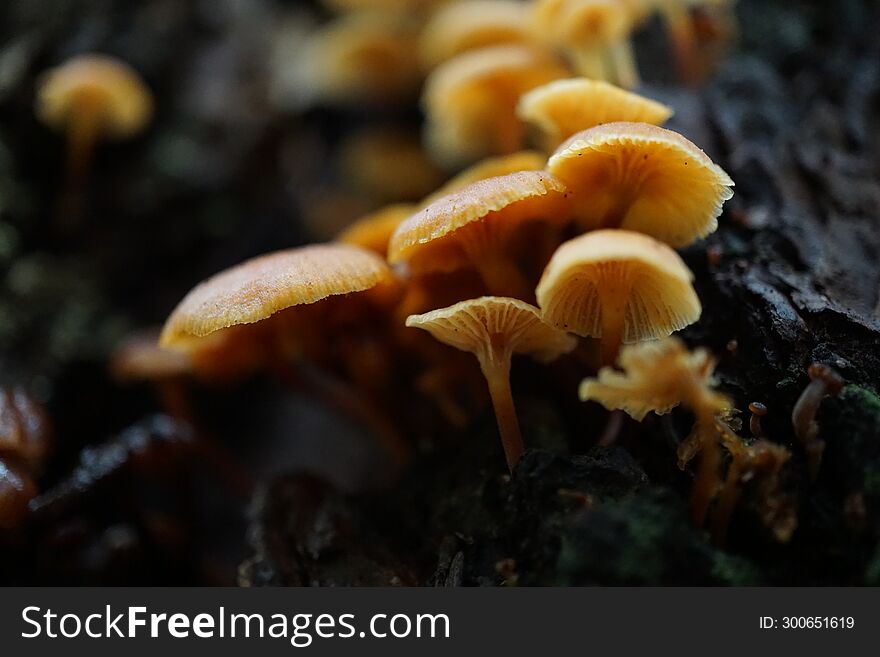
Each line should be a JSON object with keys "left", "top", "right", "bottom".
{"left": 36, "top": 54, "right": 153, "bottom": 139}
{"left": 422, "top": 45, "right": 568, "bottom": 166}
{"left": 537, "top": 229, "right": 701, "bottom": 342}
{"left": 517, "top": 78, "right": 673, "bottom": 150}
{"left": 388, "top": 170, "right": 570, "bottom": 274}
{"left": 160, "top": 243, "right": 397, "bottom": 348}
{"left": 337, "top": 204, "right": 415, "bottom": 256}
{"left": 419, "top": 0, "right": 531, "bottom": 69}
{"left": 578, "top": 337, "right": 723, "bottom": 420}
{"left": 547, "top": 121, "right": 734, "bottom": 246}
{"left": 406, "top": 296, "right": 577, "bottom": 364}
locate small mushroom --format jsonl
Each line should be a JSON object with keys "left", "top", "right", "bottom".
{"left": 419, "top": 0, "right": 531, "bottom": 69}
{"left": 792, "top": 363, "right": 844, "bottom": 481}
{"left": 546, "top": 122, "right": 734, "bottom": 247}
{"left": 517, "top": 78, "right": 673, "bottom": 151}
{"left": 337, "top": 204, "right": 415, "bottom": 256}
{"left": 422, "top": 45, "right": 568, "bottom": 166}
{"left": 578, "top": 337, "right": 732, "bottom": 525}
{"left": 160, "top": 243, "right": 406, "bottom": 461}
{"left": 388, "top": 171, "right": 571, "bottom": 300}
{"left": 298, "top": 12, "right": 423, "bottom": 107}
{"left": 532, "top": 0, "right": 640, "bottom": 88}
{"left": 748, "top": 401, "right": 767, "bottom": 438}
{"left": 36, "top": 54, "right": 153, "bottom": 183}
{"left": 537, "top": 230, "right": 701, "bottom": 365}
{"left": 406, "top": 297, "right": 576, "bottom": 471}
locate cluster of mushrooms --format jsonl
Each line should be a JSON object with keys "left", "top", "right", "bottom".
{"left": 24, "top": 1, "right": 844, "bottom": 547}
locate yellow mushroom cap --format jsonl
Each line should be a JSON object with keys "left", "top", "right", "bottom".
{"left": 419, "top": 0, "right": 531, "bottom": 69}
{"left": 536, "top": 229, "right": 701, "bottom": 342}
{"left": 406, "top": 296, "right": 576, "bottom": 363}
{"left": 160, "top": 243, "right": 396, "bottom": 347}
{"left": 547, "top": 121, "right": 734, "bottom": 247}
{"left": 337, "top": 203, "right": 415, "bottom": 256}
{"left": 422, "top": 150, "right": 546, "bottom": 205}
{"left": 533, "top": 0, "right": 631, "bottom": 49}
{"left": 517, "top": 78, "right": 673, "bottom": 150}
{"left": 578, "top": 337, "right": 719, "bottom": 420}
{"left": 423, "top": 45, "right": 568, "bottom": 166}
{"left": 301, "top": 13, "right": 422, "bottom": 105}
{"left": 36, "top": 54, "right": 153, "bottom": 138}
{"left": 388, "top": 170, "right": 569, "bottom": 273}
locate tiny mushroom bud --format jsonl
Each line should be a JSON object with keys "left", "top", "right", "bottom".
{"left": 337, "top": 204, "right": 416, "bottom": 257}
{"left": 407, "top": 297, "right": 576, "bottom": 472}
{"left": 0, "top": 388, "right": 53, "bottom": 474}
{"left": 388, "top": 171, "right": 571, "bottom": 300}
{"left": 748, "top": 401, "right": 767, "bottom": 438}
{"left": 517, "top": 78, "right": 673, "bottom": 151}
{"left": 422, "top": 45, "right": 568, "bottom": 166}
{"left": 546, "top": 122, "right": 734, "bottom": 247}
{"left": 36, "top": 54, "right": 153, "bottom": 182}
{"left": 419, "top": 0, "right": 531, "bottom": 69}
{"left": 792, "top": 363, "right": 844, "bottom": 481}
{"left": 537, "top": 230, "right": 701, "bottom": 365}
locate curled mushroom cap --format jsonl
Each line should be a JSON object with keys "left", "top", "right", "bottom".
{"left": 547, "top": 122, "right": 734, "bottom": 247}
{"left": 537, "top": 229, "right": 701, "bottom": 364}
{"left": 407, "top": 297, "right": 576, "bottom": 470}
{"left": 423, "top": 150, "right": 546, "bottom": 206}
{"left": 389, "top": 171, "right": 570, "bottom": 298}
{"left": 337, "top": 203, "right": 415, "bottom": 256}
{"left": 578, "top": 337, "right": 721, "bottom": 420}
{"left": 37, "top": 54, "right": 153, "bottom": 139}
{"left": 517, "top": 78, "right": 673, "bottom": 151}
{"left": 419, "top": 0, "right": 531, "bottom": 69}
{"left": 423, "top": 45, "right": 568, "bottom": 166}
{"left": 160, "top": 243, "right": 396, "bottom": 347}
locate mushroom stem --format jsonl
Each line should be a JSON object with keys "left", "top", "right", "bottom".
{"left": 659, "top": 1, "right": 699, "bottom": 85}
{"left": 792, "top": 364, "right": 843, "bottom": 481}
{"left": 690, "top": 416, "right": 721, "bottom": 526}
{"left": 66, "top": 99, "right": 102, "bottom": 186}
{"left": 571, "top": 46, "right": 609, "bottom": 82}
{"left": 748, "top": 402, "right": 767, "bottom": 438}
{"left": 606, "top": 40, "right": 640, "bottom": 89}
{"left": 598, "top": 276, "right": 631, "bottom": 366}
{"left": 478, "top": 340, "right": 522, "bottom": 473}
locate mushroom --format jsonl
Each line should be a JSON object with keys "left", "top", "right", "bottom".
{"left": 388, "top": 171, "right": 571, "bottom": 300}
{"left": 532, "top": 0, "right": 640, "bottom": 88}
{"left": 0, "top": 388, "right": 53, "bottom": 474}
{"left": 578, "top": 337, "right": 732, "bottom": 524}
{"left": 537, "top": 230, "right": 701, "bottom": 365}
{"left": 748, "top": 401, "right": 767, "bottom": 438}
{"left": 792, "top": 363, "right": 844, "bottom": 481}
{"left": 298, "top": 12, "right": 423, "bottom": 107}
{"left": 36, "top": 54, "right": 153, "bottom": 184}
{"left": 517, "top": 78, "right": 673, "bottom": 151}
{"left": 160, "top": 243, "right": 407, "bottom": 461}
{"left": 337, "top": 204, "right": 415, "bottom": 256}
{"left": 419, "top": 0, "right": 531, "bottom": 69}
{"left": 406, "top": 297, "right": 576, "bottom": 471}
{"left": 422, "top": 45, "right": 568, "bottom": 166}
{"left": 421, "top": 150, "right": 546, "bottom": 205}
{"left": 546, "top": 122, "right": 734, "bottom": 247}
